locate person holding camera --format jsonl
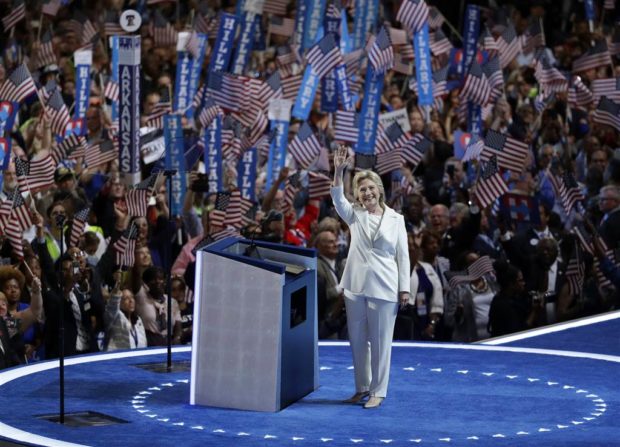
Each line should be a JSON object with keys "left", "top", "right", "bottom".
{"left": 331, "top": 146, "right": 410, "bottom": 409}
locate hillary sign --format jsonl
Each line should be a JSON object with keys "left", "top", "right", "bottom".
{"left": 118, "top": 36, "right": 141, "bottom": 182}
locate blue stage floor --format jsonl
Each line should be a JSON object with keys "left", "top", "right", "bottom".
{"left": 1, "top": 312, "right": 620, "bottom": 446}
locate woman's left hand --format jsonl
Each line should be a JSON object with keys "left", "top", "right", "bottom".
{"left": 398, "top": 292, "right": 410, "bottom": 308}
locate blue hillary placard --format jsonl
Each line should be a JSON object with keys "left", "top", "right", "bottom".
{"left": 173, "top": 44, "right": 192, "bottom": 113}
{"left": 303, "top": 0, "right": 327, "bottom": 50}
{"left": 335, "top": 64, "right": 354, "bottom": 111}
{"left": 292, "top": 65, "right": 320, "bottom": 120}
{"left": 205, "top": 115, "right": 223, "bottom": 193}
{"left": 186, "top": 33, "right": 208, "bottom": 119}
{"left": 266, "top": 120, "right": 290, "bottom": 190}
{"left": 321, "top": 9, "right": 341, "bottom": 112}
{"left": 237, "top": 147, "right": 257, "bottom": 201}
{"left": 209, "top": 13, "right": 238, "bottom": 76}
{"left": 118, "top": 36, "right": 141, "bottom": 182}
{"left": 356, "top": 66, "right": 383, "bottom": 154}
{"left": 364, "top": 0, "right": 379, "bottom": 40}
{"left": 340, "top": 11, "right": 352, "bottom": 54}
{"left": 164, "top": 114, "right": 187, "bottom": 216}
{"left": 352, "top": 0, "right": 366, "bottom": 50}
{"left": 584, "top": 0, "right": 595, "bottom": 21}
{"left": 414, "top": 23, "right": 433, "bottom": 106}
{"left": 293, "top": 0, "right": 308, "bottom": 50}
{"left": 460, "top": 5, "right": 480, "bottom": 78}
{"left": 232, "top": 13, "right": 258, "bottom": 75}
{"left": 73, "top": 49, "right": 92, "bottom": 135}
{"left": 0, "top": 101, "right": 17, "bottom": 170}
{"left": 110, "top": 36, "right": 119, "bottom": 125}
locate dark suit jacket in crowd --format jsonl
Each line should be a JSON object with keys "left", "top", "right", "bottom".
{"left": 0, "top": 318, "right": 19, "bottom": 370}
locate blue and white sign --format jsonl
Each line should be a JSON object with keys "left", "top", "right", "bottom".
{"left": 292, "top": 66, "right": 320, "bottom": 120}
{"left": 414, "top": 23, "right": 433, "bottom": 106}
{"left": 73, "top": 49, "right": 92, "bottom": 135}
{"left": 356, "top": 67, "right": 383, "bottom": 154}
{"left": 205, "top": 115, "right": 223, "bottom": 193}
{"left": 118, "top": 36, "right": 141, "bottom": 183}
{"left": 164, "top": 114, "right": 186, "bottom": 216}
{"left": 237, "top": 147, "right": 257, "bottom": 201}
{"left": 267, "top": 99, "right": 292, "bottom": 190}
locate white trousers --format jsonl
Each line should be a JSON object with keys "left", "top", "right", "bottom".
{"left": 345, "top": 295, "right": 398, "bottom": 398}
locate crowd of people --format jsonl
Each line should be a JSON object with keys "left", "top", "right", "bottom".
{"left": 0, "top": 0, "right": 619, "bottom": 371}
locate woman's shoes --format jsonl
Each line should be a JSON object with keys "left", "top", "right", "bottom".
{"left": 363, "top": 397, "right": 384, "bottom": 409}
{"left": 343, "top": 391, "right": 370, "bottom": 403}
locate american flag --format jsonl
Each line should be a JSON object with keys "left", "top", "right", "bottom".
{"left": 535, "top": 55, "right": 568, "bottom": 94}
{"left": 210, "top": 192, "right": 231, "bottom": 227}
{"left": 604, "top": 0, "right": 616, "bottom": 9}
{"left": 211, "top": 227, "right": 240, "bottom": 241}
{"left": 496, "top": 23, "right": 522, "bottom": 69}
{"left": 593, "top": 96, "right": 620, "bottom": 132}
{"left": 479, "top": 27, "right": 498, "bottom": 55}
{"left": 462, "top": 133, "right": 484, "bottom": 162}
{"left": 269, "top": 16, "right": 295, "bottom": 37}
{"left": 427, "top": 6, "right": 445, "bottom": 29}
{"left": 198, "top": 97, "right": 222, "bottom": 129}
{"left": 289, "top": 122, "right": 322, "bottom": 169}
{"left": 368, "top": 27, "right": 394, "bottom": 73}
{"left": 85, "top": 138, "right": 117, "bottom": 168}
{"left": 104, "top": 79, "right": 119, "bottom": 102}
{"left": 281, "top": 72, "right": 303, "bottom": 101}
{"left": 482, "top": 56, "right": 504, "bottom": 101}
{"left": 103, "top": 11, "right": 126, "bottom": 36}
{"left": 448, "top": 255, "right": 495, "bottom": 289}
{"left": 114, "top": 223, "right": 138, "bottom": 270}
{"left": 263, "top": 0, "right": 289, "bottom": 16}
{"left": 344, "top": 49, "right": 364, "bottom": 75}
{"left": 308, "top": 171, "right": 332, "bottom": 199}
{"left": 521, "top": 19, "right": 545, "bottom": 55}
{"left": 35, "top": 29, "right": 56, "bottom": 69}
{"left": 572, "top": 225, "right": 616, "bottom": 289}
{"left": 51, "top": 135, "right": 87, "bottom": 165}
{"left": 306, "top": 33, "right": 343, "bottom": 79}
{"left": 224, "top": 190, "right": 253, "bottom": 229}
{"left": 333, "top": 110, "right": 359, "bottom": 143}
{"left": 250, "top": 71, "right": 284, "bottom": 114}
{"left": 282, "top": 177, "right": 300, "bottom": 214}
{"left": 42, "top": 0, "right": 61, "bottom": 16}
{"left": 193, "top": 1, "right": 211, "bottom": 34}
{"left": 572, "top": 40, "right": 612, "bottom": 73}
{"left": 475, "top": 156, "right": 508, "bottom": 209}
{"left": 564, "top": 245, "right": 585, "bottom": 297}
{"left": 78, "top": 15, "right": 98, "bottom": 46}
{"left": 461, "top": 58, "right": 492, "bottom": 106}
{"left": 44, "top": 90, "right": 71, "bottom": 137}
{"left": 396, "top": 0, "right": 429, "bottom": 34}
{"left": 2, "top": 0, "right": 25, "bottom": 31}
{"left": 126, "top": 174, "right": 157, "bottom": 217}
{"left": 429, "top": 29, "right": 452, "bottom": 56}
{"left": 591, "top": 77, "right": 620, "bottom": 104}
{"left": 568, "top": 76, "right": 593, "bottom": 108}
{"left": 206, "top": 71, "right": 247, "bottom": 112}
{"left": 276, "top": 45, "right": 298, "bottom": 68}
{"left": 375, "top": 149, "right": 403, "bottom": 175}
{"left": 401, "top": 133, "right": 431, "bottom": 167}
{"left": 14, "top": 156, "right": 55, "bottom": 192}
{"left": 0, "top": 63, "right": 37, "bottom": 104}
{"left": 69, "top": 207, "right": 90, "bottom": 247}
{"left": 152, "top": 11, "right": 178, "bottom": 47}
{"left": 3, "top": 190, "right": 32, "bottom": 260}
{"left": 247, "top": 110, "right": 269, "bottom": 147}
{"left": 40, "top": 79, "right": 59, "bottom": 103}
{"left": 547, "top": 169, "right": 584, "bottom": 214}
{"left": 482, "top": 130, "right": 529, "bottom": 173}
{"left": 376, "top": 122, "right": 408, "bottom": 154}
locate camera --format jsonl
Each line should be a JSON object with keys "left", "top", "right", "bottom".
{"left": 191, "top": 173, "right": 210, "bottom": 192}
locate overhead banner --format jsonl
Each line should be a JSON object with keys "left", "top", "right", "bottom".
{"left": 118, "top": 36, "right": 141, "bottom": 184}
{"left": 164, "top": 114, "right": 186, "bottom": 216}
{"left": 267, "top": 99, "right": 292, "bottom": 190}
{"left": 205, "top": 115, "right": 223, "bottom": 193}
{"left": 414, "top": 23, "right": 433, "bottom": 106}
{"left": 238, "top": 147, "right": 257, "bottom": 201}
{"left": 73, "top": 49, "right": 92, "bottom": 136}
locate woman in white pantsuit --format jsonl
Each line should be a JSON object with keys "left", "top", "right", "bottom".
{"left": 331, "top": 146, "right": 410, "bottom": 409}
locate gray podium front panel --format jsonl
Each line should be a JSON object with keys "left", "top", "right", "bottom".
{"left": 191, "top": 251, "right": 284, "bottom": 412}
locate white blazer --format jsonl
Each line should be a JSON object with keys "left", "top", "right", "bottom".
{"left": 331, "top": 185, "right": 410, "bottom": 302}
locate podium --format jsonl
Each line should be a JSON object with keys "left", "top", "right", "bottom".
{"left": 190, "top": 237, "right": 318, "bottom": 412}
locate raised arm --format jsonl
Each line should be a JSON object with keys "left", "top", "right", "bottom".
{"left": 330, "top": 146, "right": 355, "bottom": 224}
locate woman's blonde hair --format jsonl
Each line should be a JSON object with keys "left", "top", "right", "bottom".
{"left": 352, "top": 170, "right": 385, "bottom": 208}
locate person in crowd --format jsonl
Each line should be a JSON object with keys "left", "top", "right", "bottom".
{"left": 104, "top": 273, "right": 148, "bottom": 351}
{"left": 444, "top": 253, "right": 499, "bottom": 342}
{"left": 598, "top": 185, "right": 620, "bottom": 250}
{"left": 331, "top": 146, "right": 410, "bottom": 409}
{"left": 488, "top": 261, "right": 543, "bottom": 337}
{"left": 315, "top": 230, "right": 347, "bottom": 339}
{"left": 0, "top": 292, "right": 20, "bottom": 369}
{"left": 170, "top": 275, "right": 194, "bottom": 345}
{"left": 134, "top": 266, "right": 182, "bottom": 347}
